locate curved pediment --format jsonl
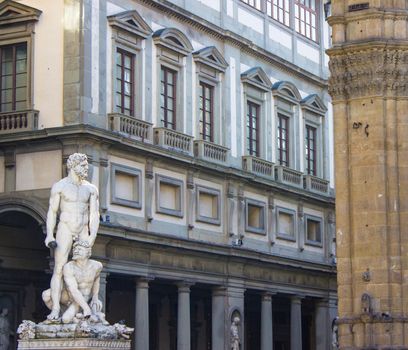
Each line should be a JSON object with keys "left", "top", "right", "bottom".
{"left": 153, "top": 27, "right": 193, "bottom": 56}
{"left": 193, "top": 46, "right": 228, "bottom": 72}
{"left": 0, "top": 0, "right": 42, "bottom": 26}
{"left": 241, "top": 67, "right": 271, "bottom": 92}
{"left": 272, "top": 81, "right": 301, "bottom": 102}
{"left": 108, "top": 10, "right": 152, "bottom": 38}
{"left": 301, "top": 94, "right": 327, "bottom": 115}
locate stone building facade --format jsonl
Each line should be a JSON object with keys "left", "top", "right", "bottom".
{"left": 0, "top": 0, "right": 336, "bottom": 349}
{"left": 328, "top": 1, "right": 408, "bottom": 349}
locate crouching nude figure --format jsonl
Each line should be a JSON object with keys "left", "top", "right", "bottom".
{"left": 44, "top": 153, "right": 99, "bottom": 320}
{"left": 42, "top": 240, "right": 107, "bottom": 324}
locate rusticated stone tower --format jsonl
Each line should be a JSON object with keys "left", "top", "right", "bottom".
{"left": 327, "top": 1, "right": 408, "bottom": 349}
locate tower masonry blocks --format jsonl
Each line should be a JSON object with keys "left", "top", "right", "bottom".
{"left": 328, "top": 0, "right": 408, "bottom": 348}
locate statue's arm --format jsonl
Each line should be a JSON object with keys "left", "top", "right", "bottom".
{"left": 63, "top": 265, "right": 92, "bottom": 315}
{"left": 45, "top": 183, "right": 61, "bottom": 247}
{"left": 88, "top": 185, "right": 100, "bottom": 246}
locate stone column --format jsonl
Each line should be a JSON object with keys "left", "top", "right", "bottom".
{"left": 212, "top": 287, "right": 226, "bottom": 350}
{"left": 177, "top": 282, "right": 192, "bottom": 350}
{"left": 135, "top": 278, "right": 151, "bottom": 350}
{"left": 261, "top": 293, "right": 273, "bottom": 350}
{"left": 315, "top": 299, "right": 328, "bottom": 350}
{"left": 290, "top": 296, "right": 302, "bottom": 350}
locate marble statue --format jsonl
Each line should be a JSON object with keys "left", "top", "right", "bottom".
{"left": 42, "top": 240, "right": 107, "bottom": 325}
{"left": 44, "top": 153, "right": 99, "bottom": 320}
{"left": 230, "top": 316, "right": 240, "bottom": 350}
{"left": 17, "top": 153, "right": 134, "bottom": 348}
{"left": 332, "top": 317, "right": 338, "bottom": 349}
{"left": 0, "top": 308, "right": 11, "bottom": 350}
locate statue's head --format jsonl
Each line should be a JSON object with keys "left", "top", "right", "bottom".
{"left": 67, "top": 153, "right": 88, "bottom": 180}
{"left": 72, "top": 240, "right": 92, "bottom": 260}
{"left": 233, "top": 316, "right": 240, "bottom": 325}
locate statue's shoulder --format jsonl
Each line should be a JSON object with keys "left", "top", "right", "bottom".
{"left": 62, "top": 261, "right": 75, "bottom": 273}
{"left": 51, "top": 177, "right": 68, "bottom": 193}
{"left": 89, "top": 259, "right": 103, "bottom": 271}
{"left": 82, "top": 180, "right": 98, "bottom": 194}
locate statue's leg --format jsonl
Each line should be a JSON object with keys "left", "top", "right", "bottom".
{"left": 47, "top": 224, "right": 72, "bottom": 320}
{"left": 78, "top": 225, "right": 89, "bottom": 242}
{"left": 42, "top": 289, "right": 52, "bottom": 310}
{"left": 61, "top": 302, "right": 79, "bottom": 324}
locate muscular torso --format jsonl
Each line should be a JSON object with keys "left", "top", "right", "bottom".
{"left": 64, "top": 260, "right": 102, "bottom": 301}
{"left": 56, "top": 179, "right": 95, "bottom": 234}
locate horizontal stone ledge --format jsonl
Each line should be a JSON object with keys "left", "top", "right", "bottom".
{"left": 18, "top": 338, "right": 131, "bottom": 349}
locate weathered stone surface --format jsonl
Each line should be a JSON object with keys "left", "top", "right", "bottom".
{"left": 18, "top": 338, "right": 131, "bottom": 349}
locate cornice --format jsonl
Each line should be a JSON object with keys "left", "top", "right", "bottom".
{"left": 136, "top": 0, "right": 327, "bottom": 88}
{"left": 328, "top": 8, "right": 408, "bottom": 26}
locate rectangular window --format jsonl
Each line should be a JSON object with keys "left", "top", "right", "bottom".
{"left": 277, "top": 114, "right": 289, "bottom": 166}
{"left": 277, "top": 208, "right": 296, "bottom": 240}
{"left": 305, "top": 215, "right": 322, "bottom": 245}
{"left": 156, "top": 175, "right": 183, "bottom": 217}
{"left": 160, "top": 66, "right": 177, "bottom": 130}
{"left": 245, "top": 199, "right": 266, "bottom": 234}
{"left": 305, "top": 125, "right": 317, "bottom": 175}
{"left": 240, "top": 0, "right": 262, "bottom": 11}
{"left": 0, "top": 43, "right": 27, "bottom": 112}
{"left": 247, "top": 101, "right": 260, "bottom": 157}
{"left": 196, "top": 186, "right": 221, "bottom": 225}
{"left": 199, "top": 82, "right": 214, "bottom": 142}
{"left": 115, "top": 49, "right": 134, "bottom": 116}
{"left": 266, "top": 0, "right": 290, "bottom": 26}
{"left": 295, "top": 0, "right": 318, "bottom": 41}
{"left": 110, "top": 164, "right": 142, "bottom": 209}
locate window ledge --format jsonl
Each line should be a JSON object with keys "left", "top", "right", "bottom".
{"left": 0, "top": 110, "right": 39, "bottom": 134}
{"left": 276, "top": 233, "right": 296, "bottom": 242}
{"left": 154, "top": 127, "right": 193, "bottom": 155}
{"left": 194, "top": 139, "right": 229, "bottom": 165}
{"left": 109, "top": 113, "right": 153, "bottom": 143}
{"left": 303, "top": 174, "right": 329, "bottom": 195}
{"left": 275, "top": 165, "right": 303, "bottom": 188}
{"left": 243, "top": 155, "right": 274, "bottom": 178}
{"left": 305, "top": 239, "right": 323, "bottom": 248}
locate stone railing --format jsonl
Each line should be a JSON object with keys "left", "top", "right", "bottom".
{"left": 0, "top": 110, "right": 39, "bottom": 134}
{"left": 242, "top": 155, "right": 274, "bottom": 177}
{"left": 109, "top": 113, "right": 153, "bottom": 142}
{"left": 194, "top": 140, "right": 229, "bottom": 165}
{"left": 304, "top": 174, "right": 330, "bottom": 195}
{"left": 275, "top": 165, "right": 303, "bottom": 188}
{"left": 154, "top": 127, "right": 193, "bottom": 155}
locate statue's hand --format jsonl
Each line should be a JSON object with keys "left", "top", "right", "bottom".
{"left": 44, "top": 235, "right": 56, "bottom": 249}
{"left": 90, "top": 298, "right": 102, "bottom": 313}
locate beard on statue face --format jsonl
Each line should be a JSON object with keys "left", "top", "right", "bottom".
{"left": 74, "top": 162, "right": 88, "bottom": 180}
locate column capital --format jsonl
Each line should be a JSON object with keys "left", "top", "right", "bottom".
{"left": 261, "top": 291, "right": 277, "bottom": 301}
{"left": 176, "top": 280, "right": 195, "bottom": 292}
{"left": 212, "top": 286, "right": 227, "bottom": 297}
{"left": 290, "top": 295, "right": 305, "bottom": 304}
{"left": 135, "top": 276, "right": 154, "bottom": 289}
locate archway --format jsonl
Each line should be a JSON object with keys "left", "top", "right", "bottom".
{"left": 0, "top": 208, "right": 50, "bottom": 349}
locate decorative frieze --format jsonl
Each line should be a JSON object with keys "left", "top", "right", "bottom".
{"left": 328, "top": 46, "right": 408, "bottom": 100}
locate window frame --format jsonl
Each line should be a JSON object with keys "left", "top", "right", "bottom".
{"left": 266, "top": 0, "right": 291, "bottom": 27}
{"left": 160, "top": 65, "right": 177, "bottom": 130}
{"left": 277, "top": 113, "right": 290, "bottom": 167}
{"left": 198, "top": 81, "right": 214, "bottom": 142}
{"left": 246, "top": 100, "right": 260, "bottom": 157}
{"left": 245, "top": 198, "right": 267, "bottom": 235}
{"left": 305, "top": 124, "right": 317, "bottom": 176}
{"left": 155, "top": 174, "right": 184, "bottom": 218}
{"left": 276, "top": 206, "right": 296, "bottom": 241}
{"left": 294, "top": 0, "right": 319, "bottom": 42}
{"left": 304, "top": 214, "right": 323, "bottom": 247}
{"left": 110, "top": 163, "right": 142, "bottom": 209}
{"left": 115, "top": 48, "right": 135, "bottom": 117}
{"left": 195, "top": 185, "right": 221, "bottom": 225}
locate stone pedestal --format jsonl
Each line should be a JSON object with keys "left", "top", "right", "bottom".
{"left": 18, "top": 338, "right": 131, "bottom": 349}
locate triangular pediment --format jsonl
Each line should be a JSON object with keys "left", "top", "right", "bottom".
{"left": 193, "top": 46, "right": 228, "bottom": 72}
{"left": 241, "top": 67, "right": 271, "bottom": 92}
{"left": 0, "top": 0, "right": 42, "bottom": 26}
{"left": 300, "top": 94, "right": 327, "bottom": 115}
{"left": 108, "top": 10, "right": 152, "bottom": 39}
{"left": 272, "top": 81, "right": 301, "bottom": 102}
{"left": 153, "top": 28, "right": 193, "bottom": 56}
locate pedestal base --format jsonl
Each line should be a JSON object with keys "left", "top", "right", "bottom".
{"left": 18, "top": 338, "right": 131, "bottom": 349}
